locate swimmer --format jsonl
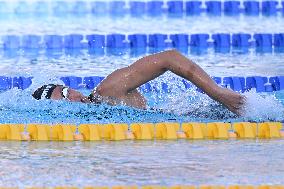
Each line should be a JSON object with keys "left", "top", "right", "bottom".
{"left": 32, "top": 50, "right": 245, "bottom": 115}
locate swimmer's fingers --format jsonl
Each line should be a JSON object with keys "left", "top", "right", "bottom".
{"left": 234, "top": 104, "right": 247, "bottom": 116}
{"left": 240, "top": 95, "right": 247, "bottom": 105}
{"left": 237, "top": 95, "right": 247, "bottom": 116}
{"left": 231, "top": 95, "right": 247, "bottom": 116}
{"left": 228, "top": 103, "right": 245, "bottom": 116}
{"left": 235, "top": 108, "right": 245, "bottom": 117}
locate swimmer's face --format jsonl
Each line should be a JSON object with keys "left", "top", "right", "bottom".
{"left": 51, "top": 85, "right": 88, "bottom": 102}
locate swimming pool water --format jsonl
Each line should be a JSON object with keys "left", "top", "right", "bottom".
{"left": 1, "top": 14, "right": 284, "bottom": 35}
{"left": 1, "top": 140, "right": 284, "bottom": 186}
{"left": 0, "top": 0, "right": 284, "bottom": 187}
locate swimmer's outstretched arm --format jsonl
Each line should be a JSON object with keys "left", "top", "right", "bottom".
{"left": 96, "top": 50, "right": 245, "bottom": 114}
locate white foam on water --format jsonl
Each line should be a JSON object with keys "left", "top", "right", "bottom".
{"left": 155, "top": 82, "right": 284, "bottom": 121}
{"left": 242, "top": 90, "right": 284, "bottom": 121}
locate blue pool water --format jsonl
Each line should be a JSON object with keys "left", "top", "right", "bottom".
{"left": 0, "top": 0, "right": 284, "bottom": 187}
{"left": 1, "top": 140, "right": 284, "bottom": 186}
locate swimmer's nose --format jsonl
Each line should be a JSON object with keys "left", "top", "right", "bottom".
{"left": 67, "top": 90, "right": 85, "bottom": 102}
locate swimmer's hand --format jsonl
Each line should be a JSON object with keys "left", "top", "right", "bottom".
{"left": 216, "top": 88, "right": 246, "bottom": 116}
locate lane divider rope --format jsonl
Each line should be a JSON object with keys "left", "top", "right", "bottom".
{"left": 0, "top": 1, "right": 282, "bottom": 16}
{"left": 0, "top": 122, "right": 283, "bottom": 141}
{"left": 1, "top": 76, "right": 283, "bottom": 93}
{"left": 1, "top": 33, "right": 283, "bottom": 51}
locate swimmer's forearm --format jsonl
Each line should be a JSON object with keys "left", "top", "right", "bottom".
{"left": 162, "top": 50, "right": 221, "bottom": 100}
{"left": 94, "top": 50, "right": 220, "bottom": 101}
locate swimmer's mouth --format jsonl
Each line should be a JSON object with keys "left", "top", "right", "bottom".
{"left": 80, "top": 98, "right": 90, "bottom": 103}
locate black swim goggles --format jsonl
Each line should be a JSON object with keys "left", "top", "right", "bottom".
{"left": 61, "top": 86, "right": 69, "bottom": 100}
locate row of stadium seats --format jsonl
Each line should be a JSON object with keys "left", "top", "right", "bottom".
{"left": 0, "top": 1, "right": 283, "bottom": 16}
{"left": 1, "top": 33, "right": 283, "bottom": 49}
{"left": 0, "top": 76, "right": 283, "bottom": 93}
{"left": 0, "top": 122, "right": 282, "bottom": 141}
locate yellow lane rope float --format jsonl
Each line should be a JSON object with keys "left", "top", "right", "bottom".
{"left": 0, "top": 122, "right": 283, "bottom": 141}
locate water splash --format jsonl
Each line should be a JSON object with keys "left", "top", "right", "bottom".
{"left": 242, "top": 91, "right": 284, "bottom": 122}
{"left": 0, "top": 75, "right": 283, "bottom": 124}
{"left": 149, "top": 74, "right": 284, "bottom": 122}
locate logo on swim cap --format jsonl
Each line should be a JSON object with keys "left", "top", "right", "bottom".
{"left": 32, "top": 84, "right": 59, "bottom": 100}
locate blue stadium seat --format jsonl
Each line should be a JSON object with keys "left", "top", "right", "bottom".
{"left": 0, "top": 76, "right": 12, "bottom": 90}
{"left": 64, "top": 34, "right": 84, "bottom": 48}
{"left": 147, "top": 1, "right": 163, "bottom": 16}
{"left": 274, "top": 33, "right": 284, "bottom": 48}
{"left": 71, "top": 1, "right": 87, "bottom": 14}
{"left": 212, "top": 34, "right": 231, "bottom": 48}
{"left": 262, "top": 1, "right": 278, "bottom": 16}
{"left": 12, "top": 77, "right": 32, "bottom": 90}
{"left": 91, "top": 1, "right": 108, "bottom": 15}
{"left": 253, "top": 34, "right": 272, "bottom": 47}
{"left": 109, "top": 1, "right": 126, "bottom": 16}
{"left": 244, "top": 1, "right": 259, "bottom": 15}
{"left": 223, "top": 77, "right": 245, "bottom": 92}
{"left": 44, "top": 35, "right": 63, "bottom": 49}
{"left": 189, "top": 34, "right": 209, "bottom": 48}
{"left": 106, "top": 34, "right": 126, "bottom": 48}
{"left": 246, "top": 76, "right": 268, "bottom": 92}
{"left": 148, "top": 34, "right": 167, "bottom": 48}
{"left": 232, "top": 34, "right": 251, "bottom": 48}
{"left": 205, "top": 1, "right": 221, "bottom": 15}
{"left": 167, "top": 1, "right": 183, "bottom": 16}
{"left": 128, "top": 34, "right": 147, "bottom": 48}
{"left": 130, "top": 1, "right": 146, "bottom": 16}
{"left": 2, "top": 35, "right": 20, "bottom": 49}
{"left": 83, "top": 76, "right": 104, "bottom": 89}
{"left": 224, "top": 1, "right": 240, "bottom": 15}
{"left": 170, "top": 34, "right": 189, "bottom": 48}
{"left": 86, "top": 35, "right": 105, "bottom": 48}
{"left": 269, "top": 76, "right": 284, "bottom": 91}
{"left": 22, "top": 35, "right": 41, "bottom": 49}
{"left": 60, "top": 76, "right": 83, "bottom": 89}
{"left": 186, "top": 1, "right": 202, "bottom": 15}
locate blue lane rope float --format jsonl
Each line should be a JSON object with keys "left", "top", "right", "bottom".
{"left": 0, "top": 75, "right": 283, "bottom": 93}
{"left": 0, "top": 33, "right": 284, "bottom": 54}
{"left": 0, "top": 1, "right": 283, "bottom": 16}
{"left": 0, "top": 122, "right": 283, "bottom": 141}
